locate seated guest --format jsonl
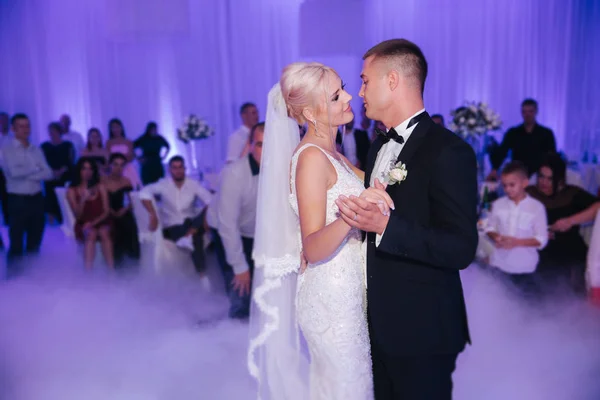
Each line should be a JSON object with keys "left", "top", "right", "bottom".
{"left": 41, "top": 122, "right": 75, "bottom": 224}
{"left": 214, "top": 122, "right": 263, "bottom": 319}
{"left": 140, "top": 156, "right": 213, "bottom": 275}
{"left": 67, "top": 158, "right": 113, "bottom": 269}
{"left": 527, "top": 154, "right": 600, "bottom": 294}
{"left": 81, "top": 128, "right": 109, "bottom": 174}
{"left": 104, "top": 153, "right": 140, "bottom": 267}
{"left": 1, "top": 113, "right": 52, "bottom": 273}
{"left": 106, "top": 118, "right": 142, "bottom": 189}
{"left": 485, "top": 161, "right": 548, "bottom": 296}
{"left": 488, "top": 98, "right": 556, "bottom": 178}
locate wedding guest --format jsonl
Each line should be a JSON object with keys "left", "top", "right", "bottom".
{"left": 133, "top": 121, "right": 170, "bottom": 185}
{"left": 431, "top": 114, "right": 445, "bottom": 127}
{"left": 41, "top": 121, "right": 75, "bottom": 224}
{"left": 104, "top": 153, "right": 140, "bottom": 267}
{"left": 371, "top": 120, "right": 386, "bottom": 142}
{"left": 226, "top": 103, "right": 259, "bottom": 162}
{"left": 485, "top": 161, "right": 548, "bottom": 296}
{"left": 106, "top": 118, "right": 142, "bottom": 189}
{"left": 81, "top": 128, "right": 109, "bottom": 174}
{"left": 360, "top": 105, "right": 372, "bottom": 132}
{"left": 339, "top": 118, "right": 370, "bottom": 169}
{"left": 140, "top": 156, "right": 212, "bottom": 274}
{"left": 489, "top": 99, "right": 556, "bottom": 178}
{"left": 59, "top": 114, "right": 85, "bottom": 159}
{"left": 67, "top": 158, "right": 113, "bottom": 269}
{"left": 0, "top": 111, "right": 12, "bottom": 228}
{"left": 1, "top": 113, "right": 52, "bottom": 272}
{"left": 216, "top": 122, "right": 263, "bottom": 319}
{"left": 527, "top": 153, "right": 599, "bottom": 295}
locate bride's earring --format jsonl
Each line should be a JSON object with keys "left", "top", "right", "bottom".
{"left": 312, "top": 119, "right": 318, "bottom": 133}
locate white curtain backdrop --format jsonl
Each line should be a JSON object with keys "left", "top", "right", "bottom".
{"left": 0, "top": 0, "right": 598, "bottom": 171}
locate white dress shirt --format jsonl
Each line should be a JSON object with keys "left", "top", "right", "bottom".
{"left": 1, "top": 138, "right": 53, "bottom": 195}
{"left": 217, "top": 155, "right": 259, "bottom": 275}
{"left": 139, "top": 177, "right": 213, "bottom": 228}
{"left": 342, "top": 129, "right": 358, "bottom": 166}
{"left": 62, "top": 130, "right": 86, "bottom": 159}
{"left": 372, "top": 109, "right": 425, "bottom": 245}
{"left": 226, "top": 125, "right": 251, "bottom": 162}
{"left": 485, "top": 195, "right": 548, "bottom": 274}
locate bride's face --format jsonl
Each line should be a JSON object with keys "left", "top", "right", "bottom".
{"left": 313, "top": 72, "right": 353, "bottom": 129}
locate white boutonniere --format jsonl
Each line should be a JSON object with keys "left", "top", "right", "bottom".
{"left": 388, "top": 161, "right": 408, "bottom": 185}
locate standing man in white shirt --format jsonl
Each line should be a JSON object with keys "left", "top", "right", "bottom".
{"left": 59, "top": 114, "right": 85, "bottom": 160}
{"left": 215, "top": 122, "right": 263, "bottom": 319}
{"left": 140, "top": 156, "right": 213, "bottom": 274}
{"left": 0, "top": 112, "right": 11, "bottom": 232}
{"left": 225, "top": 103, "right": 259, "bottom": 163}
{"left": 1, "top": 113, "right": 53, "bottom": 275}
{"left": 485, "top": 161, "right": 548, "bottom": 295}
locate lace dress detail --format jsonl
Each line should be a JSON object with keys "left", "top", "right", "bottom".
{"left": 290, "top": 144, "right": 373, "bottom": 400}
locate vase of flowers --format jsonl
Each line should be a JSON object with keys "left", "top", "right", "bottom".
{"left": 449, "top": 102, "right": 502, "bottom": 181}
{"left": 177, "top": 114, "right": 214, "bottom": 176}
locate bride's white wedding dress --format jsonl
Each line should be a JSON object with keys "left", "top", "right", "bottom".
{"left": 289, "top": 144, "right": 373, "bottom": 400}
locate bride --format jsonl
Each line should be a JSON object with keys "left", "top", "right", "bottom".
{"left": 248, "top": 62, "right": 393, "bottom": 399}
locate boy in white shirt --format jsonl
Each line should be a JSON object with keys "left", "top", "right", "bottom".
{"left": 485, "top": 161, "right": 548, "bottom": 295}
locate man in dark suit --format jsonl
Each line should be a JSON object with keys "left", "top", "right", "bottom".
{"left": 335, "top": 119, "right": 371, "bottom": 169}
{"left": 488, "top": 98, "right": 556, "bottom": 178}
{"left": 336, "top": 39, "right": 478, "bottom": 399}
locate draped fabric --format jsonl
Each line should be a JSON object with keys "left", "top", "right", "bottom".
{"left": 0, "top": 0, "right": 597, "bottom": 168}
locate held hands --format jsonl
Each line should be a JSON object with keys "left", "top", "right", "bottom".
{"left": 493, "top": 235, "right": 518, "bottom": 249}
{"left": 335, "top": 179, "right": 393, "bottom": 234}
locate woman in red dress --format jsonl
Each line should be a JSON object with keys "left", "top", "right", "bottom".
{"left": 67, "top": 157, "right": 114, "bottom": 269}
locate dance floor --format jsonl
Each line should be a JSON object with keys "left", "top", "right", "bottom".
{"left": 1, "top": 227, "right": 599, "bottom": 400}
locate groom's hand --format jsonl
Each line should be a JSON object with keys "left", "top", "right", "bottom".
{"left": 336, "top": 195, "right": 390, "bottom": 234}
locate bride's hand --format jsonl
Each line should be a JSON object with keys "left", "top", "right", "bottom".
{"left": 360, "top": 186, "right": 395, "bottom": 216}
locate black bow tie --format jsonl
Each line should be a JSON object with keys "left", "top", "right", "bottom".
{"left": 376, "top": 127, "right": 404, "bottom": 144}
{"left": 376, "top": 112, "right": 427, "bottom": 144}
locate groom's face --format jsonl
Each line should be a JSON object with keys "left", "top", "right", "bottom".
{"left": 359, "top": 56, "right": 391, "bottom": 123}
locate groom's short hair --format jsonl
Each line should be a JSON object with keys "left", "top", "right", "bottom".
{"left": 363, "top": 39, "right": 428, "bottom": 94}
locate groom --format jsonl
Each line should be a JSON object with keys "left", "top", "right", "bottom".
{"left": 337, "top": 39, "right": 478, "bottom": 399}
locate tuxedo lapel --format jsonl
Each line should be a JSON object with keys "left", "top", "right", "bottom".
{"left": 364, "top": 136, "right": 384, "bottom": 188}
{"left": 394, "top": 113, "right": 433, "bottom": 166}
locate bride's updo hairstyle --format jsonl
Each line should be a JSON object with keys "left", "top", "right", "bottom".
{"left": 280, "top": 62, "right": 337, "bottom": 125}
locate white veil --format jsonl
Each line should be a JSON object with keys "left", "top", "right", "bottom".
{"left": 248, "top": 83, "right": 309, "bottom": 399}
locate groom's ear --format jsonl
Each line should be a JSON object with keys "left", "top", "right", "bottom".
{"left": 388, "top": 70, "right": 400, "bottom": 91}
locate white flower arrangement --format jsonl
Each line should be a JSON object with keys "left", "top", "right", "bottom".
{"left": 388, "top": 161, "right": 408, "bottom": 185}
{"left": 449, "top": 102, "right": 502, "bottom": 138}
{"left": 177, "top": 114, "right": 213, "bottom": 143}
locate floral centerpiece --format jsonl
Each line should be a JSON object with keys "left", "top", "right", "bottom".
{"left": 177, "top": 114, "right": 214, "bottom": 143}
{"left": 177, "top": 114, "right": 214, "bottom": 176}
{"left": 449, "top": 101, "right": 502, "bottom": 138}
{"left": 449, "top": 102, "right": 502, "bottom": 182}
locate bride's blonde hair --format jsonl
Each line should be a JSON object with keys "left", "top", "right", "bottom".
{"left": 280, "top": 62, "right": 338, "bottom": 125}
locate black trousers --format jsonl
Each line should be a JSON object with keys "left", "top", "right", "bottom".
{"left": 372, "top": 343, "right": 458, "bottom": 400}
{"left": 7, "top": 193, "right": 46, "bottom": 269}
{"left": 210, "top": 228, "right": 255, "bottom": 318}
{"left": 162, "top": 213, "right": 205, "bottom": 273}
{"left": 0, "top": 169, "right": 8, "bottom": 226}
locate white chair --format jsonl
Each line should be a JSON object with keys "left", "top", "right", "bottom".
{"left": 586, "top": 211, "right": 600, "bottom": 289}
{"left": 55, "top": 187, "right": 76, "bottom": 238}
{"left": 130, "top": 192, "right": 196, "bottom": 276}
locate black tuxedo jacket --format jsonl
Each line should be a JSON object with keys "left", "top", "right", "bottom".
{"left": 364, "top": 113, "right": 478, "bottom": 357}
